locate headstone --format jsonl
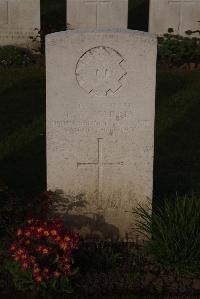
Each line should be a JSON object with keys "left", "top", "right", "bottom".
{"left": 149, "top": 0, "right": 200, "bottom": 36}
{"left": 67, "top": 0, "right": 128, "bottom": 29}
{"left": 46, "top": 29, "right": 157, "bottom": 240}
{"left": 0, "top": 0, "right": 40, "bottom": 52}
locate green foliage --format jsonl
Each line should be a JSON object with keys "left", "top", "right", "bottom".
{"left": 133, "top": 195, "right": 200, "bottom": 276}
{"left": 5, "top": 260, "right": 74, "bottom": 298}
{"left": 0, "top": 46, "right": 35, "bottom": 68}
{"left": 0, "top": 66, "right": 45, "bottom": 196}
{"left": 154, "top": 70, "right": 200, "bottom": 199}
{"left": 6, "top": 260, "right": 35, "bottom": 293}
{"left": 158, "top": 32, "right": 200, "bottom": 67}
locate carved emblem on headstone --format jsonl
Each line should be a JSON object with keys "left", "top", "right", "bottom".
{"left": 75, "top": 46, "right": 127, "bottom": 96}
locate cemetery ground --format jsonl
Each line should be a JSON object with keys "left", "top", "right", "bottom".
{"left": 0, "top": 54, "right": 200, "bottom": 298}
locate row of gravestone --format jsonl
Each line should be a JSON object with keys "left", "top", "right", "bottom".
{"left": 0, "top": 0, "right": 200, "bottom": 53}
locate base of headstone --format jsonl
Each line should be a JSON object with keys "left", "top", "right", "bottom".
{"left": 46, "top": 29, "right": 157, "bottom": 241}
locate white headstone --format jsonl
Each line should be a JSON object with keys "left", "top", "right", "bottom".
{"left": 67, "top": 0, "right": 128, "bottom": 29}
{"left": 46, "top": 29, "right": 157, "bottom": 240}
{"left": 149, "top": 0, "right": 200, "bottom": 36}
{"left": 0, "top": 0, "right": 40, "bottom": 51}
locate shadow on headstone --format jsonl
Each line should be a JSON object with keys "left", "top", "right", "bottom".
{"left": 51, "top": 189, "right": 120, "bottom": 241}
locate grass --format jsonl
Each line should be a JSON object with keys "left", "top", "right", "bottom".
{"left": 134, "top": 194, "right": 200, "bottom": 276}
{"left": 0, "top": 66, "right": 46, "bottom": 197}
{"left": 154, "top": 70, "right": 200, "bottom": 201}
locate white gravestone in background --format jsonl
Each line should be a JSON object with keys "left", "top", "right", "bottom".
{"left": 67, "top": 0, "right": 128, "bottom": 29}
{"left": 46, "top": 29, "right": 157, "bottom": 240}
{"left": 0, "top": 0, "right": 40, "bottom": 51}
{"left": 149, "top": 0, "right": 200, "bottom": 36}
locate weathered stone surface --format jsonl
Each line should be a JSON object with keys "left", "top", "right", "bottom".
{"left": 0, "top": 0, "right": 40, "bottom": 51}
{"left": 149, "top": 0, "right": 200, "bottom": 36}
{"left": 67, "top": 0, "right": 128, "bottom": 29}
{"left": 46, "top": 29, "right": 157, "bottom": 240}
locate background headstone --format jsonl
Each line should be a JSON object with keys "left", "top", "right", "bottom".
{"left": 0, "top": 0, "right": 40, "bottom": 51}
{"left": 149, "top": 0, "right": 200, "bottom": 36}
{"left": 67, "top": 0, "right": 128, "bottom": 29}
{"left": 46, "top": 29, "right": 157, "bottom": 240}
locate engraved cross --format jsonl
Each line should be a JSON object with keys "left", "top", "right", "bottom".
{"left": 84, "top": 0, "right": 112, "bottom": 28}
{"left": 77, "top": 138, "right": 124, "bottom": 201}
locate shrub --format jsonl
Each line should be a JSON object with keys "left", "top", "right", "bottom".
{"left": 6, "top": 219, "right": 79, "bottom": 296}
{"left": 158, "top": 31, "right": 200, "bottom": 68}
{"left": 0, "top": 46, "right": 35, "bottom": 68}
{"left": 133, "top": 195, "right": 200, "bottom": 276}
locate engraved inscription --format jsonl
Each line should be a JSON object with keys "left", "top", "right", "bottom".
{"left": 75, "top": 46, "right": 127, "bottom": 97}
{"left": 0, "top": 0, "right": 8, "bottom": 25}
{"left": 77, "top": 138, "right": 124, "bottom": 201}
{"left": 51, "top": 102, "right": 152, "bottom": 137}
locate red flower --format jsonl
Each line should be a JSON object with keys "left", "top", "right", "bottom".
{"left": 54, "top": 271, "right": 61, "bottom": 278}
{"left": 64, "top": 235, "right": 71, "bottom": 242}
{"left": 16, "top": 229, "right": 23, "bottom": 236}
{"left": 43, "top": 230, "right": 50, "bottom": 237}
{"left": 29, "top": 256, "right": 36, "bottom": 264}
{"left": 50, "top": 229, "right": 57, "bottom": 236}
{"left": 41, "top": 247, "right": 50, "bottom": 255}
{"left": 24, "top": 230, "right": 31, "bottom": 237}
{"left": 21, "top": 261, "right": 29, "bottom": 270}
{"left": 54, "top": 236, "right": 61, "bottom": 242}
{"left": 33, "top": 266, "right": 41, "bottom": 275}
{"left": 63, "top": 264, "right": 71, "bottom": 274}
{"left": 24, "top": 239, "right": 31, "bottom": 246}
{"left": 9, "top": 243, "right": 17, "bottom": 253}
{"left": 27, "top": 219, "right": 34, "bottom": 224}
{"left": 9, "top": 218, "right": 79, "bottom": 284}
{"left": 16, "top": 248, "right": 26, "bottom": 255}
{"left": 59, "top": 241, "right": 69, "bottom": 251}
{"left": 37, "top": 227, "right": 44, "bottom": 234}
{"left": 35, "top": 275, "right": 43, "bottom": 283}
